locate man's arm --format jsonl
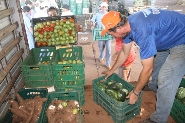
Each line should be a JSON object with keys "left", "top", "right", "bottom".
{"left": 134, "top": 56, "right": 154, "bottom": 94}
{"left": 127, "top": 56, "right": 154, "bottom": 104}
{"left": 29, "top": 26, "right": 33, "bottom": 35}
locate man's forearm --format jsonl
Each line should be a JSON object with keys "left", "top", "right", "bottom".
{"left": 110, "top": 49, "right": 129, "bottom": 73}
{"left": 134, "top": 66, "right": 153, "bottom": 94}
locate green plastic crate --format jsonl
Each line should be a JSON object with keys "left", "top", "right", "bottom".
{"left": 54, "top": 79, "right": 85, "bottom": 88}
{"left": 41, "top": 91, "right": 83, "bottom": 123}
{"left": 21, "top": 47, "right": 56, "bottom": 70}
{"left": 52, "top": 46, "right": 85, "bottom": 70}
{"left": 53, "top": 74, "right": 85, "bottom": 81}
{"left": 21, "top": 47, "right": 56, "bottom": 88}
{"left": 76, "top": 3, "right": 83, "bottom": 15}
{"left": 170, "top": 78, "right": 185, "bottom": 123}
{"left": 83, "top": 0, "right": 89, "bottom": 8}
{"left": 55, "top": 86, "right": 85, "bottom": 106}
{"left": 92, "top": 28, "right": 113, "bottom": 41}
{"left": 0, "top": 88, "right": 48, "bottom": 123}
{"left": 93, "top": 73, "right": 142, "bottom": 123}
{"left": 53, "top": 69, "right": 84, "bottom": 75}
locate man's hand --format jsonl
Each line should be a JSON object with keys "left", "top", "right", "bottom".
{"left": 126, "top": 90, "right": 139, "bottom": 104}
{"left": 102, "top": 70, "right": 113, "bottom": 79}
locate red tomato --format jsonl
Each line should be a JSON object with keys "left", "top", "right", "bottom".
{"left": 45, "top": 27, "right": 50, "bottom": 32}
{"left": 50, "top": 27, "right": 54, "bottom": 32}
{"left": 37, "top": 28, "right": 42, "bottom": 32}
{"left": 62, "top": 18, "right": 67, "bottom": 23}
{"left": 50, "top": 23, "right": 55, "bottom": 27}
{"left": 41, "top": 41, "right": 48, "bottom": 46}
{"left": 35, "top": 42, "right": 41, "bottom": 47}
{"left": 68, "top": 30, "right": 72, "bottom": 35}
{"left": 40, "top": 30, "right": 44, "bottom": 34}
{"left": 46, "top": 35, "right": 51, "bottom": 39}
{"left": 44, "top": 25, "right": 49, "bottom": 29}
{"left": 69, "top": 18, "right": 74, "bottom": 23}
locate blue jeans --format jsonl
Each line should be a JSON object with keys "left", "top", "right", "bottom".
{"left": 149, "top": 44, "right": 185, "bottom": 123}
{"left": 148, "top": 50, "right": 170, "bottom": 92}
{"left": 98, "top": 40, "right": 111, "bottom": 66}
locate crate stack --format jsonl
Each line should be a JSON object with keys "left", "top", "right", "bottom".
{"left": 69, "top": 0, "right": 77, "bottom": 15}
{"left": 2, "top": 16, "right": 85, "bottom": 122}
{"left": 82, "top": 0, "right": 90, "bottom": 14}
{"left": 133, "top": 0, "right": 148, "bottom": 6}
{"left": 69, "top": 0, "right": 84, "bottom": 15}
{"left": 21, "top": 47, "right": 56, "bottom": 88}
{"left": 51, "top": 46, "right": 85, "bottom": 106}
{"left": 170, "top": 78, "right": 185, "bottom": 123}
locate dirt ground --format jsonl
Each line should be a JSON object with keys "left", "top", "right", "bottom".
{"left": 77, "top": 32, "right": 175, "bottom": 123}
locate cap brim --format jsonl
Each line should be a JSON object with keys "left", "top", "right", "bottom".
{"left": 101, "top": 29, "right": 107, "bottom": 36}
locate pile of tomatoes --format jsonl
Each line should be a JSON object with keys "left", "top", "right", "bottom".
{"left": 34, "top": 18, "right": 76, "bottom": 47}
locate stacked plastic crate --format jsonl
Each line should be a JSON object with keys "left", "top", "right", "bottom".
{"left": 69, "top": 0, "right": 77, "bottom": 15}
{"left": 82, "top": 0, "right": 89, "bottom": 14}
{"left": 170, "top": 78, "right": 185, "bottom": 123}
{"left": 51, "top": 46, "right": 85, "bottom": 106}
{"left": 15, "top": 15, "right": 84, "bottom": 122}
{"left": 133, "top": 0, "right": 148, "bottom": 6}
{"left": 21, "top": 47, "right": 56, "bottom": 88}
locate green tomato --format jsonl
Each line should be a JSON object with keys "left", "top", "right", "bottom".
{"left": 39, "top": 34, "right": 44, "bottom": 38}
{"left": 48, "top": 42, "right": 52, "bottom": 46}
{"left": 66, "top": 20, "right": 70, "bottom": 24}
{"left": 60, "top": 21, "right": 64, "bottom": 25}
{"left": 68, "top": 27, "right": 72, "bottom": 30}
{"left": 35, "top": 37, "right": 39, "bottom": 41}
{"left": 64, "top": 28, "right": 68, "bottom": 33}
{"left": 63, "top": 24, "right": 67, "bottom": 28}
{"left": 60, "top": 41, "right": 65, "bottom": 44}
{"left": 51, "top": 35, "right": 55, "bottom": 39}
{"left": 69, "top": 36, "right": 73, "bottom": 40}
{"left": 55, "top": 41, "right": 60, "bottom": 45}
{"left": 34, "top": 32, "right": 39, "bottom": 36}
{"left": 51, "top": 42, "right": 56, "bottom": 46}
{"left": 70, "top": 23, "right": 75, "bottom": 27}
{"left": 51, "top": 38, "right": 55, "bottom": 42}
{"left": 72, "top": 109, "right": 78, "bottom": 114}
{"left": 62, "top": 102, "right": 68, "bottom": 107}
{"left": 34, "top": 25, "right": 38, "bottom": 31}
{"left": 54, "top": 33, "right": 59, "bottom": 37}
{"left": 54, "top": 29, "right": 58, "bottom": 33}
{"left": 43, "top": 31, "right": 47, "bottom": 36}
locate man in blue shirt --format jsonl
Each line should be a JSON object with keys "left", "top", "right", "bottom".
{"left": 90, "top": 2, "right": 112, "bottom": 70}
{"left": 101, "top": 10, "right": 185, "bottom": 123}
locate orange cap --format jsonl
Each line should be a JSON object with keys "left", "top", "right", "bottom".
{"left": 101, "top": 11, "right": 121, "bottom": 36}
